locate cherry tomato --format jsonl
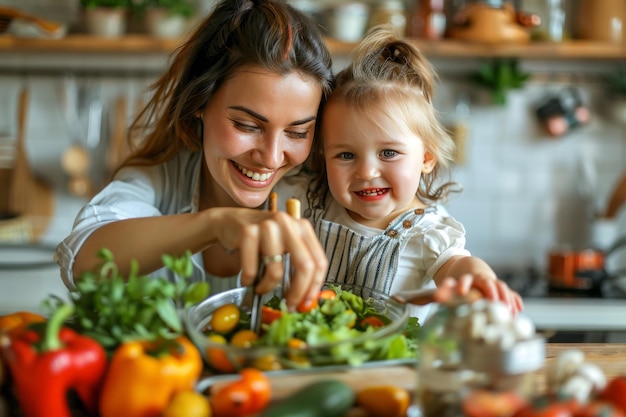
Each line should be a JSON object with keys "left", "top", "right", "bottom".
{"left": 462, "top": 389, "right": 526, "bottom": 417}
{"left": 252, "top": 354, "right": 282, "bottom": 371}
{"left": 163, "top": 390, "right": 211, "bottom": 417}
{"left": 287, "top": 338, "right": 309, "bottom": 364}
{"left": 261, "top": 306, "right": 282, "bottom": 325}
{"left": 240, "top": 368, "right": 271, "bottom": 411}
{"left": 211, "top": 380, "right": 252, "bottom": 417}
{"left": 211, "top": 368, "right": 271, "bottom": 417}
{"left": 230, "top": 330, "right": 258, "bottom": 348}
{"left": 357, "top": 385, "right": 410, "bottom": 417}
{"left": 359, "top": 316, "right": 386, "bottom": 329}
{"left": 210, "top": 304, "right": 240, "bottom": 334}
{"left": 296, "top": 297, "right": 318, "bottom": 313}
{"left": 318, "top": 289, "right": 337, "bottom": 300}
{"left": 206, "top": 333, "right": 236, "bottom": 373}
{"left": 600, "top": 376, "right": 626, "bottom": 413}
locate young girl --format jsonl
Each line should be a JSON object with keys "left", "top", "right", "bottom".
{"left": 278, "top": 26, "right": 522, "bottom": 321}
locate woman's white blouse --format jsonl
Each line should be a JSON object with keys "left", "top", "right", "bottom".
{"left": 55, "top": 150, "right": 240, "bottom": 293}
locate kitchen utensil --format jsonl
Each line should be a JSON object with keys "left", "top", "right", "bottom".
{"left": 185, "top": 283, "right": 410, "bottom": 373}
{"left": 7, "top": 88, "right": 53, "bottom": 243}
{"left": 250, "top": 195, "right": 299, "bottom": 333}
{"left": 0, "top": 6, "right": 64, "bottom": 37}
{"left": 106, "top": 95, "right": 128, "bottom": 173}
{"left": 604, "top": 172, "right": 626, "bottom": 219}
{"left": 60, "top": 75, "right": 99, "bottom": 198}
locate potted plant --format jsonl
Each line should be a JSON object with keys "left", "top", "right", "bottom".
{"left": 469, "top": 59, "right": 530, "bottom": 106}
{"left": 80, "top": 0, "right": 131, "bottom": 37}
{"left": 138, "top": 0, "right": 196, "bottom": 39}
{"left": 602, "top": 66, "right": 626, "bottom": 125}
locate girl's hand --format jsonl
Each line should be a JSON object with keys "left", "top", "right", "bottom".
{"left": 212, "top": 208, "right": 328, "bottom": 310}
{"left": 435, "top": 275, "right": 524, "bottom": 314}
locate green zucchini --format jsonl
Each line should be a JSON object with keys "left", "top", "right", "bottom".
{"left": 259, "top": 379, "right": 355, "bottom": 417}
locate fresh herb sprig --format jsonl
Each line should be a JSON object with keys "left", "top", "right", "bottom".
{"left": 46, "top": 248, "right": 209, "bottom": 352}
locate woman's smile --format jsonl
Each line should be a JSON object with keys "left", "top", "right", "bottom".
{"left": 232, "top": 162, "right": 276, "bottom": 186}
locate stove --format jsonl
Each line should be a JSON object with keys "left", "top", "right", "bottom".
{"left": 496, "top": 266, "right": 626, "bottom": 300}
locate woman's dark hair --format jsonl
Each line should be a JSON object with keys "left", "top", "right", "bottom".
{"left": 120, "top": 0, "right": 334, "bottom": 170}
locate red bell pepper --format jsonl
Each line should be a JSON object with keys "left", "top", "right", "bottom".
{"left": 0, "top": 304, "right": 107, "bottom": 417}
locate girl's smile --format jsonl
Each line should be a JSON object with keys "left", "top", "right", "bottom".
{"left": 354, "top": 188, "right": 390, "bottom": 201}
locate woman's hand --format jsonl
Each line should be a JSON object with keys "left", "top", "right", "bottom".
{"left": 211, "top": 208, "right": 328, "bottom": 310}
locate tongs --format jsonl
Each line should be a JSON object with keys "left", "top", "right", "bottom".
{"left": 249, "top": 193, "right": 300, "bottom": 333}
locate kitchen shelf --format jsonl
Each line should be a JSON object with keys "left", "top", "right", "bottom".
{"left": 1, "top": 34, "right": 625, "bottom": 59}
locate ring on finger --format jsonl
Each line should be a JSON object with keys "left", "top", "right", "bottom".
{"left": 262, "top": 254, "right": 283, "bottom": 265}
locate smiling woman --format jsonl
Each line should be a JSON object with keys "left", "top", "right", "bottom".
{"left": 55, "top": 0, "right": 334, "bottom": 310}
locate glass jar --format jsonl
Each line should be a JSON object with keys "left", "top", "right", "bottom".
{"left": 369, "top": 0, "right": 407, "bottom": 36}
{"left": 415, "top": 298, "right": 545, "bottom": 417}
{"left": 408, "top": 0, "right": 446, "bottom": 39}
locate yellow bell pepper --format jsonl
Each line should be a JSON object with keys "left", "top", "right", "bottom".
{"left": 0, "top": 311, "right": 46, "bottom": 338}
{"left": 99, "top": 335, "right": 203, "bottom": 417}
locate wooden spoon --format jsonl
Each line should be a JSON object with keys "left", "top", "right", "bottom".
{"left": 8, "top": 88, "right": 54, "bottom": 242}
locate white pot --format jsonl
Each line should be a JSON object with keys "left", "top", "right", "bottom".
{"left": 324, "top": 2, "right": 370, "bottom": 42}
{"left": 84, "top": 7, "right": 127, "bottom": 38}
{"left": 0, "top": 244, "right": 69, "bottom": 314}
{"left": 145, "top": 8, "right": 189, "bottom": 39}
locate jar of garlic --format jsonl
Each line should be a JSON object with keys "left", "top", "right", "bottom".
{"left": 416, "top": 297, "right": 545, "bottom": 417}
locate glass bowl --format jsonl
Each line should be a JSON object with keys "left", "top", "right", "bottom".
{"left": 184, "top": 283, "right": 411, "bottom": 373}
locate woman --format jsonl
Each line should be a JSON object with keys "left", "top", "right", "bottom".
{"left": 55, "top": 0, "right": 334, "bottom": 309}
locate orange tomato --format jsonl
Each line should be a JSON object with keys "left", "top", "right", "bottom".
{"left": 210, "top": 304, "right": 240, "bottom": 334}
{"left": 240, "top": 368, "right": 271, "bottom": 411}
{"left": 356, "top": 385, "right": 410, "bottom": 417}
{"left": 462, "top": 389, "right": 527, "bottom": 417}
{"left": 359, "top": 316, "right": 385, "bottom": 329}
{"left": 318, "top": 289, "right": 337, "bottom": 301}
{"left": 206, "top": 333, "right": 236, "bottom": 373}
{"left": 230, "top": 330, "right": 258, "bottom": 348}
{"left": 211, "top": 380, "right": 252, "bottom": 417}
{"left": 287, "top": 338, "right": 309, "bottom": 364}
{"left": 600, "top": 376, "right": 626, "bottom": 413}
{"left": 296, "top": 296, "right": 318, "bottom": 313}
{"left": 211, "top": 368, "right": 270, "bottom": 417}
{"left": 261, "top": 306, "right": 282, "bottom": 325}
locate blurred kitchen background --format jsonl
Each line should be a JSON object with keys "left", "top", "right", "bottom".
{"left": 1, "top": 0, "right": 626, "bottom": 338}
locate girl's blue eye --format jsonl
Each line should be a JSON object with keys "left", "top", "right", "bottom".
{"left": 338, "top": 152, "right": 355, "bottom": 160}
{"left": 381, "top": 149, "right": 398, "bottom": 158}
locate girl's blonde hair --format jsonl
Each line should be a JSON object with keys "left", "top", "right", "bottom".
{"left": 308, "top": 25, "right": 459, "bottom": 208}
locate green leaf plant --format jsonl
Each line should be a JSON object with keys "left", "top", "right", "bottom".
{"left": 470, "top": 59, "right": 530, "bottom": 106}
{"left": 44, "top": 248, "right": 209, "bottom": 354}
